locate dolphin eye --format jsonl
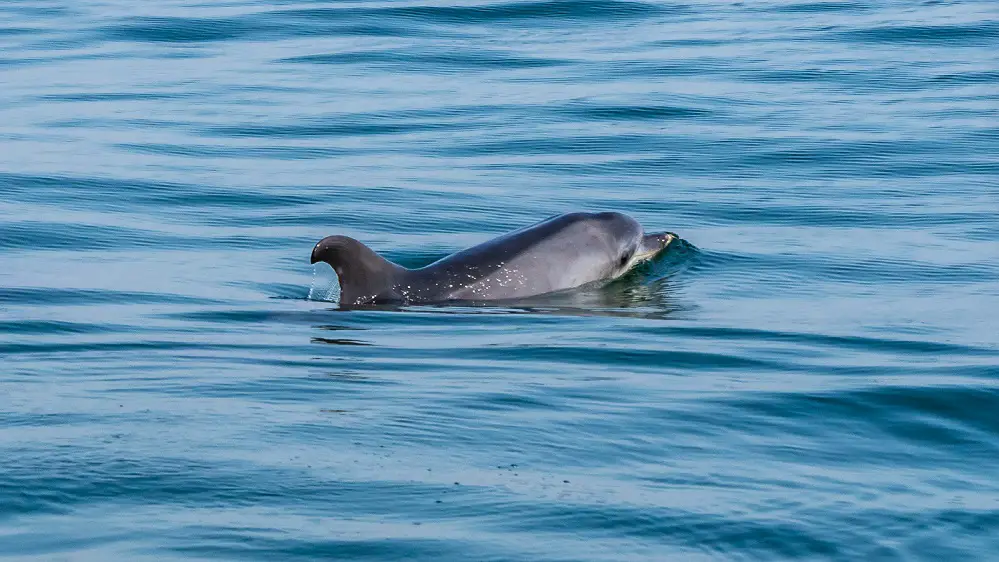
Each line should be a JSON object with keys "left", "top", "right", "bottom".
{"left": 619, "top": 252, "right": 631, "bottom": 267}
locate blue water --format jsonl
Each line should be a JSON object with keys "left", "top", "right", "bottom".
{"left": 2, "top": 0, "right": 998, "bottom": 559}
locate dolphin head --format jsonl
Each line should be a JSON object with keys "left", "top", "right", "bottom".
{"left": 594, "top": 212, "right": 676, "bottom": 277}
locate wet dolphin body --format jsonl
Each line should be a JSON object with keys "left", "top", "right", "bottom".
{"left": 310, "top": 211, "right": 676, "bottom": 306}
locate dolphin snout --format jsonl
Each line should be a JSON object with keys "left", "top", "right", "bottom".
{"left": 659, "top": 232, "right": 678, "bottom": 248}
{"left": 636, "top": 231, "right": 678, "bottom": 259}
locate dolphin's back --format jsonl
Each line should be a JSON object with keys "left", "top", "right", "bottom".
{"left": 407, "top": 212, "right": 641, "bottom": 301}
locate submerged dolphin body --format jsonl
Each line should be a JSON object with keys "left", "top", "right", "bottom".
{"left": 311, "top": 211, "right": 676, "bottom": 306}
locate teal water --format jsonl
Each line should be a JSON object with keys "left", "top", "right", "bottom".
{"left": 2, "top": 0, "right": 998, "bottom": 559}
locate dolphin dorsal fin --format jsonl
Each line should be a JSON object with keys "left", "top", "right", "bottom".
{"left": 311, "top": 236, "right": 404, "bottom": 304}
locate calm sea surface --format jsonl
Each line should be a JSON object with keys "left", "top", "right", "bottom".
{"left": 2, "top": 0, "right": 998, "bottom": 559}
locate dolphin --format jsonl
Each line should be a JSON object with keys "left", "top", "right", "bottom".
{"left": 310, "top": 211, "right": 676, "bottom": 306}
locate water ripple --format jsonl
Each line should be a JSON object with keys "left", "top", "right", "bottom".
{"left": 2, "top": 0, "right": 998, "bottom": 559}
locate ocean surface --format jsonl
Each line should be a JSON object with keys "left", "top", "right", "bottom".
{"left": 2, "top": 0, "right": 998, "bottom": 559}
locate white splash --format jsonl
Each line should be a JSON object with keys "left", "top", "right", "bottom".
{"left": 307, "top": 267, "right": 318, "bottom": 301}
{"left": 308, "top": 264, "right": 340, "bottom": 303}
{"left": 324, "top": 279, "right": 340, "bottom": 303}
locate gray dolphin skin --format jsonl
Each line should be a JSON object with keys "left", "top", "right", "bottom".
{"left": 310, "top": 211, "right": 676, "bottom": 306}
